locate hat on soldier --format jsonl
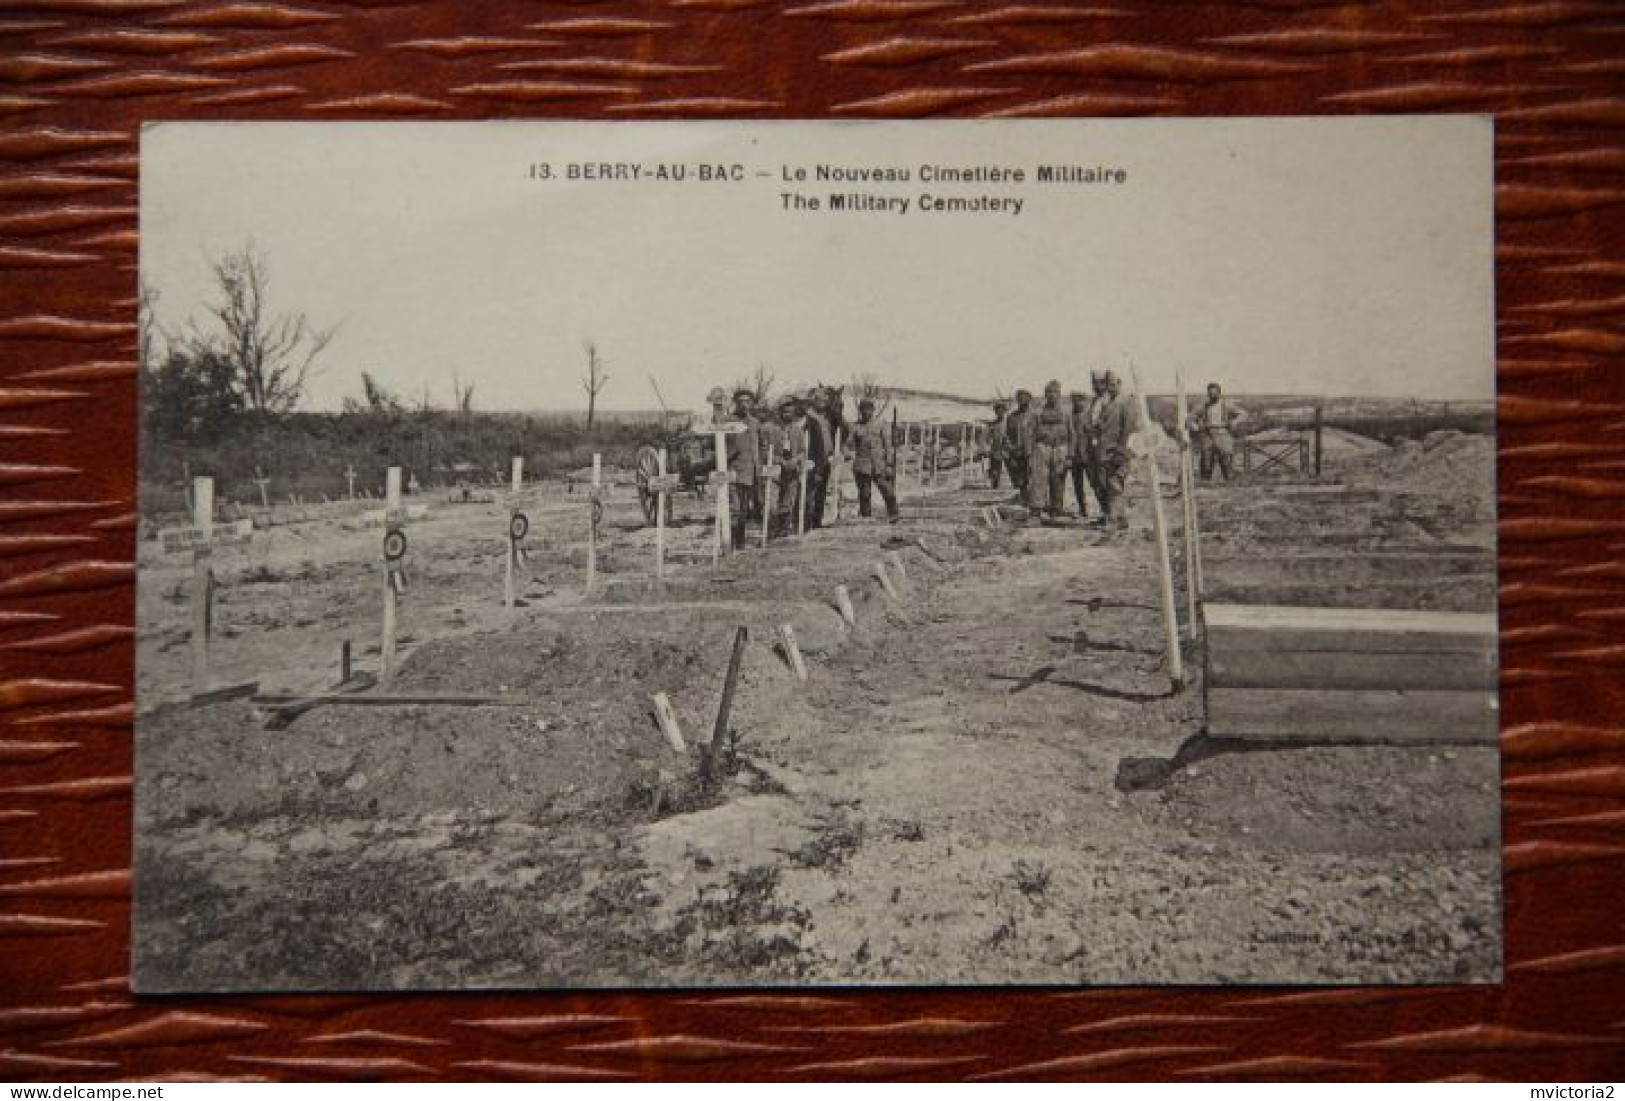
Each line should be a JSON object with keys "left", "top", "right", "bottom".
{"left": 1045, "top": 380, "right": 1062, "bottom": 394}
{"left": 1070, "top": 390, "right": 1087, "bottom": 400}
{"left": 1090, "top": 370, "right": 1105, "bottom": 382}
{"left": 1015, "top": 388, "right": 1032, "bottom": 400}
{"left": 858, "top": 397, "right": 876, "bottom": 411}
{"left": 1103, "top": 370, "right": 1121, "bottom": 385}
{"left": 993, "top": 399, "right": 1008, "bottom": 410}
{"left": 707, "top": 386, "right": 728, "bottom": 404}
{"left": 733, "top": 387, "right": 756, "bottom": 402}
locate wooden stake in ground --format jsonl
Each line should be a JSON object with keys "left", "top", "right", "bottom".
{"left": 1174, "top": 374, "right": 1200, "bottom": 640}
{"left": 831, "top": 427, "right": 844, "bottom": 523}
{"left": 654, "top": 447, "right": 674, "bottom": 578}
{"left": 380, "top": 466, "right": 407, "bottom": 684}
{"left": 705, "top": 626, "right": 749, "bottom": 777}
{"left": 759, "top": 455, "right": 779, "bottom": 550}
{"left": 796, "top": 424, "right": 809, "bottom": 538}
{"left": 1130, "top": 368, "right": 1184, "bottom": 689}
{"left": 345, "top": 464, "right": 357, "bottom": 501}
{"left": 587, "top": 453, "right": 602, "bottom": 590}
{"left": 875, "top": 560, "right": 901, "bottom": 602}
{"left": 651, "top": 691, "right": 686, "bottom": 752}
{"left": 778, "top": 623, "right": 809, "bottom": 682}
{"left": 253, "top": 469, "right": 270, "bottom": 511}
{"left": 713, "top": 429, "right": 731, "bottom": 564}
{"left": 504, "top": 456, "right": 523, "bottom": 610}
{"left": 834, "top": 583, "right": 857, "bottom": 628}
{"left": 189, "top": 476, "right": 214, "bottom": 695}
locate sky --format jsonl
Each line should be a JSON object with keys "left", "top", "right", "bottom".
{"left": 142, "top": 118, "right": 1494, "bottom": 416}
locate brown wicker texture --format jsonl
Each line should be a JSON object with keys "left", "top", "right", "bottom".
{"left": 1, "top": 0, "right": 1623, "bottom": 1083}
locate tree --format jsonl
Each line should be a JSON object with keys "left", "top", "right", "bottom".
{"left": 581, "top": 341, "right": 609, "bottom": 427}
{"left": 452, "top": 372, "right": 475, "bottom": 417}
{"left": 142, "top": 345, "right": 243, "bottom": 445}
{"left": 196, "top": 243, "right": 337, "bottom": 415}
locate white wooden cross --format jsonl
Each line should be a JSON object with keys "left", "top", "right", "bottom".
{"left": 760, "top": 448, "right": 780, "bottom": 549}
{"left": 707, "top": 423, "right": 744, "bottom": 564}
{"left": 253, "top": 468, "right": 271, "bottom": 511}
{"left": 586, "top": 453, "right": 602, "bottom": 591}
{"left": 648, "top": 447, "right": 680, "bottom": 579}
{"left": 380, "top": 466, "right": 409, "bottom": 683}
{"left": 345, "top": 464, "right": 357, "bottom": 501}
{"left": 830, "top": 426, "right": 844, "bottom": 523}
{"left": 504, "top": 456, "right": 526, "bottom": 609}
{"left": 156, "top": 477, "right": 252, "bottom": 696}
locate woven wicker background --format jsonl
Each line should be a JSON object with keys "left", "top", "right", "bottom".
{"left": 2, "top": 0, "right": 1623, "bottom": 1083}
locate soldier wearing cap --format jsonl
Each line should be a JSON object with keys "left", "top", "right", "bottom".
{"left": 843, "top": 397, "right": 899, "bottom": 522}
{"left": 1028, "top": 380, "right": 1074, "bottom": 519}
{"left": 803, "top": 388, "right": 835, "bottom": 531}
{"left": 1095, "top": 370, "right": 1138, "bottom": 531}
{"left": 775, "top": 396, "right": 807, "bottom": 536}
{"left": 724, "top": 388, "right": 761, "bottom": 548}
{"left": 1005, "top": 389, "right": 1036, "bottom": 497}
{"left": 986, "top": 399, "right": 1010, "bottom": 489}
{"left": 1188, "top": 381, "right": 1248, "bottom": 482}
{"left": 1083, "top": 371, "right": 1110, "bottom": 518}
{"left": 1068, "top": 389, "right": 1093, "bottom": 519}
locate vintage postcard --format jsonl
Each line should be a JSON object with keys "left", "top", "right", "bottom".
{"left": 135, "top": 118, "right": 1498, "bottom": 991}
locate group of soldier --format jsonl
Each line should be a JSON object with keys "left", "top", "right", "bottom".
{"left": 704, "top": 384, "right": 899, "bottom": 552}
{"left": 986, "top": 375, "right": 1248, "bottom": 526}
{"left": 987, "top": 370, "right": 1139, "bottom": 529}
{"left": 694, "top": 374, "right": 1246, "bottom": 547}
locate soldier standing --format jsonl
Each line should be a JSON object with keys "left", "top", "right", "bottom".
{"left": 804, "top": 389, "right": 834, "bottom": 530}
{"left": 1095, "top": 370, "right": 1138, "bottom": 532}
{"left": 725, "top": 388, "right": 761, "bottom": 549}
{"left": 1068, "top": 390, "right": 1092, "bottom": 519}
{"left": 1005, "top": 389, "right": 1035, "bottom": 498}
{"left": 986, "top": 400, "right": 1010, "bottom": 488}
{"left": 1028, "top": 380, "right": 1073, "bottom": 520}
{"left": 843, "top": 397, "right": 900, "bottom": 523}
{"left": 1189, "top": 381, "right": 1247, "bottom": 481}
{"left": 1082, "top": 371, "right": 1110, "bottom": 525}
{"left": 774, "top": 397, "right": 805, "bottom": 537}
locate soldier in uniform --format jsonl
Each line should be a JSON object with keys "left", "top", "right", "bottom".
{"left": 1028, "top": 380, "right": 1074, "bottom": 520}
{"left": 1005, "top": 388, "right": 1035, "bottom": 497}
{"left": 803, "top": 389, "right": 834, "bottom": 530}
{"left": 843, "top": 397, "right": 899, "bottom": 522}
{"left": 776, "top": 397, "right": 807, "bottom": 536}
{"left": 986, "top": 400, "right": 1010, "bottom": 488}
{"left": 724, "top": 388, "right": 760, "bottom": 549}
{"left": 1082, "top": 371, "right": 1110, "bottom": 525}
{"left": 1189, "top": 381, "right": 1248, "bottom": 481}
{"left": 1095, "top": 370, "right": 1138, "bottom": 532}
{"left": 1068, "top": 389, "right": 1092, "bottom": 519}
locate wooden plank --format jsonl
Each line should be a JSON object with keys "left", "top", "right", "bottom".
{"left": 252, "top": 693, "right": 523, "bottom": 707}
{"left": 1208, "top": 648, "right": 1496, "bottom": 691}
{"left": 1206, "top": 577, "right": 1496, "bottom": 612}
{"left": 1204, "top": 604, "right": 1496, "bottom": 654}
{"left": 1206, "top": 687, "right": 1498, "bottom": 744}
{"left": 1204, "top": 552, "right": 1493, "bottom": 586}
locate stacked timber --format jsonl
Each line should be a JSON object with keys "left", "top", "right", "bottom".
{"left": 1203, "top": 604, "right": 1498, "bottom": 744}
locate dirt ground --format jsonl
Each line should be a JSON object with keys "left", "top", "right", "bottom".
{"left": 134, "top": 441, "right": 1501, "bottom": 991}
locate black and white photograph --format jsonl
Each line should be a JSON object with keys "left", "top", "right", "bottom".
{"left": 134, "top": 117, "right": 1499, "bottom": 992}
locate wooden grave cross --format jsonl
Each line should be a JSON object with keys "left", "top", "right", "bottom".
{"left": 253, "top": 468, "right": 271, "bottom": 511}
{"left": 707, "top": 422, "right": 744, "bottom": 564}
{"left": 586, "top": 453, "right": 603, "bottom": 591}
{"left": 380, "top": 466, "right": 411, "bottom": 682}
{"left": 504, "top": 456, "right": 530, "bottom": 609}
{"left": 345, "top": 464, "right": 357, "bottom": 501}
{"left": 648, "top": 447, "right": 680, "bottom": 578}
{"left": 156, "top": 477, "right": 253, "bottom": 696}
